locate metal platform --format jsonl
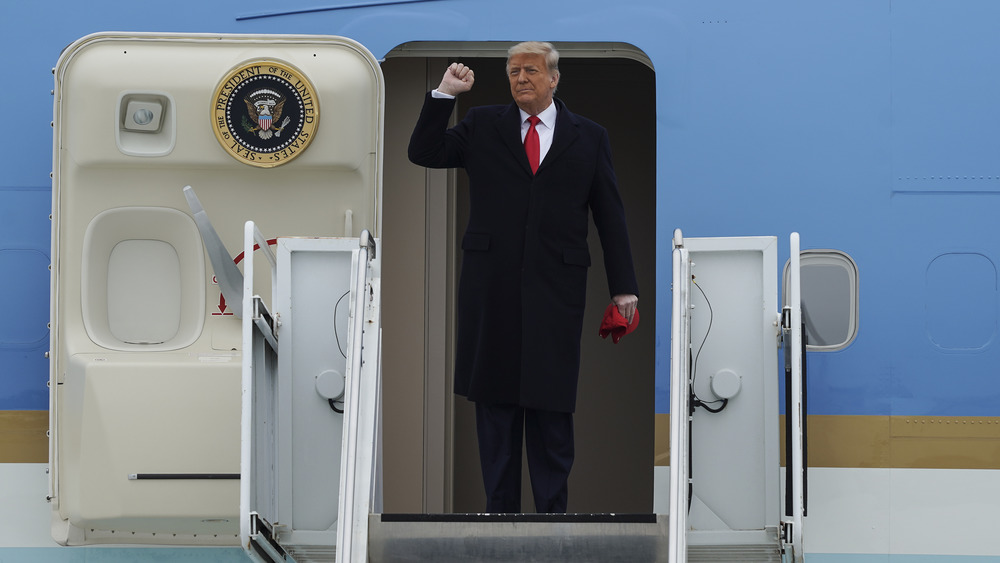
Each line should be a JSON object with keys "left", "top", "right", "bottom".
{"left": 367, "top": 514, "right": 782, "bottom": 563}
{"left": 369, "top": 513, "right": 664, "bottom": 562}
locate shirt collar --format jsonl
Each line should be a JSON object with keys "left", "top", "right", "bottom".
{"left": 519, "top": 101, "right": 557, "bottom": 129}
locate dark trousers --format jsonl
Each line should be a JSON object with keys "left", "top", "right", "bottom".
{"left": 475, "top": 402, "right": 574, "bottom": 513}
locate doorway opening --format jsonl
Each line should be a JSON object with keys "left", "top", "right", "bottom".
{"left": 379, "top": 42, "right": 656, "bottom": 514}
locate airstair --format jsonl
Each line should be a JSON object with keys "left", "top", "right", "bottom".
{"left": 238, "top": 228, "right": 806, "bottom": 563}
{"left": 666, "top": 230, "right": 806, "bottom": 563}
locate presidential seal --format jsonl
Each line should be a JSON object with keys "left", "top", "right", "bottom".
{"left": 212, "top": 60, "right": 318, "bottom": 168}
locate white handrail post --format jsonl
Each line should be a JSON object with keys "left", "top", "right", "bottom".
{"left": 239, "top": 221, "right": 258, "bottom": 549}
{"left": 789, "top": 232, "right": 805, "bottom": 563}
{"left": 668, "top": 228, "right": 691, "bottom": 563}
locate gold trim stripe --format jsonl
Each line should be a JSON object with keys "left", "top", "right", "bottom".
{"left": 10, "top": 410, "right": 1000, "bottom": 468}
{"left": 654, "top": 413, "right": 1000, "bottom": 470}
{"left": 0, "top": 411, "right": 48, "bottom": 463}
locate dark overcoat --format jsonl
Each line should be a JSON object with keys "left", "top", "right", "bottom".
{"left": 408, "top": 93, "right": 638, "bottom": 413}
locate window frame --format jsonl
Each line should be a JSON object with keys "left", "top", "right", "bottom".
{"left": 782, "top": 249, "right": 859, "bottom": 352}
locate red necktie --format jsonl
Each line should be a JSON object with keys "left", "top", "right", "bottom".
{"left": 524, "top": 115, "right": 540, "bottom": 174}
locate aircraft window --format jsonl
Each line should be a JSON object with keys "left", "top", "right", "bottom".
{"left": 782, "top": 250, "right": 859, "bottom": 351}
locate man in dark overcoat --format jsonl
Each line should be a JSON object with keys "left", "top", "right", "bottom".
{"left": 408, "top": 41, "right": 639, "bottom": 513}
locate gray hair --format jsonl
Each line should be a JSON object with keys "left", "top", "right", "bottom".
{"left": 506, "top": 41, "right": 560, "bottom": 78}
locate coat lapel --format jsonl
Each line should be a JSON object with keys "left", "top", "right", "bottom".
{"left": 496, "top": 103, "right": 533, "bottom": 174}
{"left": 538, "top": 98, "right": 579, "bottom": 173}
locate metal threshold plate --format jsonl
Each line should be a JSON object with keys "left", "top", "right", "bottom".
{"left": 369, "top": 513, "right": 664, "bottom": 562}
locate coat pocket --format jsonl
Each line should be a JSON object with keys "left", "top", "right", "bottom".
{"left": 462, "top": 232, "right": 491, "bottom": 251}
{"left": 562, "top": 247, "right": 591, "bottom": 267}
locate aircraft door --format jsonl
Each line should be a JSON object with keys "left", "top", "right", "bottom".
{"left": 50, "top": 32, "right": 383, "bottom": 547}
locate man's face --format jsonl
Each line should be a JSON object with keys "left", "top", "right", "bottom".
{"left": 508, "top": 53, "right": 558, "bottom": 115}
